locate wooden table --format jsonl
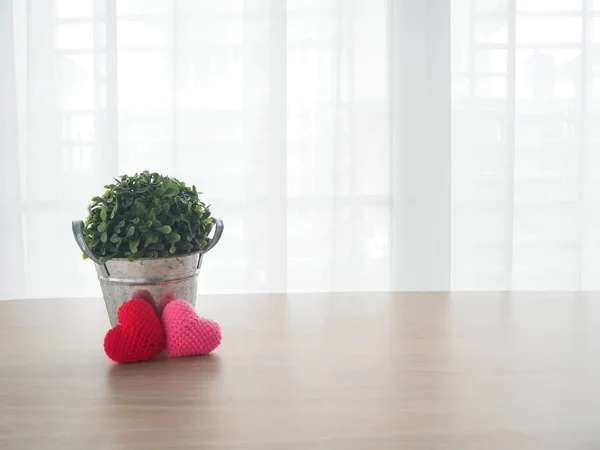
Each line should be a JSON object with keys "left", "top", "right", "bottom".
{"left": 1, "top": 292, "right": 599, "bottom": 449}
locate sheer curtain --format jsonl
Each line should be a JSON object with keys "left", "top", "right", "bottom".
{"left": 4, "top": 0, "right": 595, "bottom": 300}
{"left": 3, "top": 0, "right": 432, "bottom": 300}
{"left": 452, "top": 0, "right": 600, "bottom": 290}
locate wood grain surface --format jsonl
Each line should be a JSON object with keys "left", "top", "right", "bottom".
{"left": 1, "top": 292, "right": 600, "bottom": 449}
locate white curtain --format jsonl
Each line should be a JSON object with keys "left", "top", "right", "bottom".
{"left": 1, "top": 0, "right": 411, "bottom": 300}
{"left": 2, "top": 0, "right": 595, "bottom": 300}
{"left": 452, "top": 0, "right": 600, "bottom": 290}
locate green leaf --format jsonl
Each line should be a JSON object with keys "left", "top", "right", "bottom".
{"left": 97, "top": 222, "right": 107, "bottom": 232}
{"left": 101, "top": 231, "right": 107, "bottom": 243}
{"left": 126, "top": 225, "right": 135, "bottom": 237}
{"left": 167, "top": 232, "right": 181, "bottom": 243}
{"left": 159, "top": 225, "right": 171, "bottom": 234}
{"left": 109, "top": 234, "right": 120, "bottom": 244}
{"left": 132, "top": 217, "right": 140, "bottom": 224}
{"left": 100, "top": 208, "right": 107, "bottom": 221}
{"left": 163, "top": 183, "right": 179, "bottom": 197}
{"left": 169, "top": 245, "right": 177, "bottom": 254}
{"left": 110, "top": 200, "right": 118, "bottom": 219}
{"left": 129, "top": 239, "right": 139, "bottom": 254}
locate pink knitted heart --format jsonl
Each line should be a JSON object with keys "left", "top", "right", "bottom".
{"left": 162, "top": 300, "right": 222, "bottom": 357}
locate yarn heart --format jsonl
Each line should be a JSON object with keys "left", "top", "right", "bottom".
{"left": 104, "top": 298, "right": 166, "bottom": 363}
{"left": 162, "top": 300, "right": 222, "bottom": 358}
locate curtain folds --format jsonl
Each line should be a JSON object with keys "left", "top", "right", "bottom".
{"left": 2, "top": 0, "right": 596, "bottom": 299}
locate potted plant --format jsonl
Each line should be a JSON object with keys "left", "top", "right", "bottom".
{"left": 72, "top": 171, "right": 223, "bottom": 325}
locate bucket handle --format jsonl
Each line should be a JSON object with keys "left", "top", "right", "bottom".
{"left": 202, "top": 217, "right": 224, "bottom": 255}
{"left": 197, "top": 217, "right": 224, "bottom": 269}
{"left": 72, "top": 220, "right": 110, "bottom": 277}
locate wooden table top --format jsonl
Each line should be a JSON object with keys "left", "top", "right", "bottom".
{"left": 1, "top": 292, "right": 599, "bottom": 449}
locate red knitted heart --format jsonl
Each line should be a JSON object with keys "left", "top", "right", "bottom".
{"left": 104, "top": 298, "right": 166, "bottom": 363}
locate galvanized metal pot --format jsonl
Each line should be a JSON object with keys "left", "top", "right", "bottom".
{"left": 72, "top": 218, "right": 224, "bottom": 326}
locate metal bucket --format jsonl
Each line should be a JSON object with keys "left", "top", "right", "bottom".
{"left": 72, "top": 218, "right": 224, "bottom": 326}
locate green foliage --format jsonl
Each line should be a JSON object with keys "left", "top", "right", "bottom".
{"left": 82, "top": 171, "right": 213, "bottom": 263}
